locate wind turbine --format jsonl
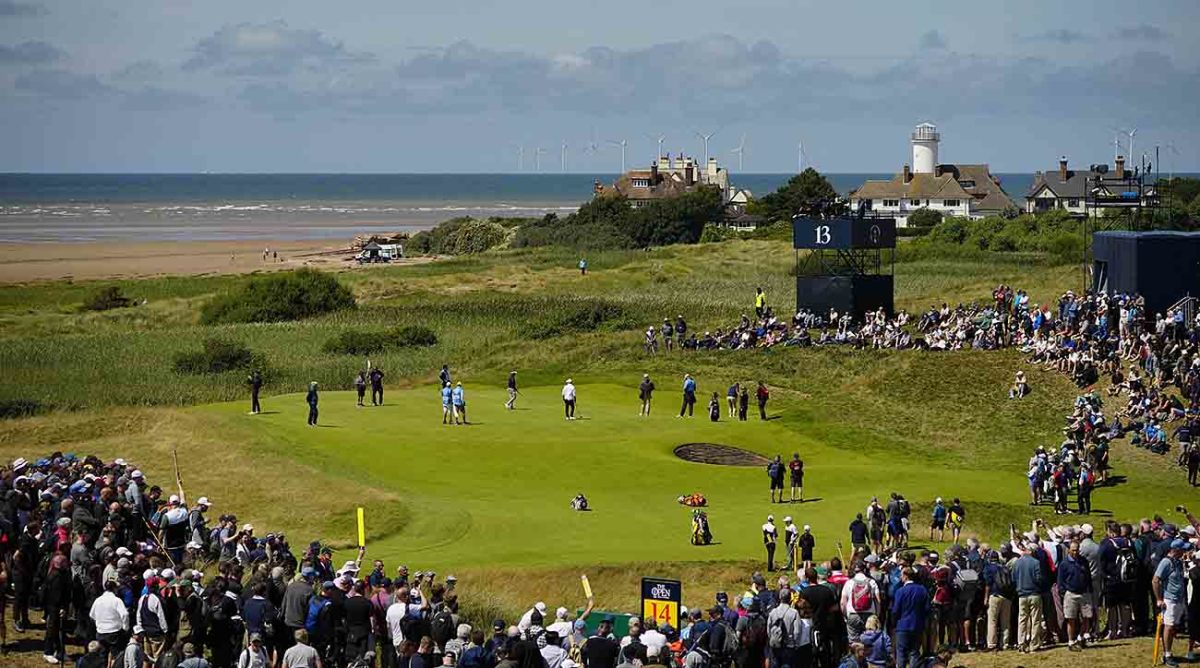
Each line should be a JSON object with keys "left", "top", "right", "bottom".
{"left": 1165, "top": 142, "right": 1182, "bottom": 181}
{"left": 1125, "top": 128, "right": 1137, "bottom": 166}
{"left": 516, "top": 146, "right": 525, "bottom": 172}
{"left": 730, "top": 134, "right": 746, "bottom": 172}
{"left": 534, "top": 147, "right": 546, "bottom": 172}
{"left": 648, "top": 134, "right": 666, "bottom": 159}
{"left": 560, "top": 140, "right": 568, "bottom": 172}
{"left": 797, "top": 140, "right": 807, "bottom": 173}
{"left": 696, "top": 130, "right": 717, "bottom": 165}
{"left": 608, "top": 139, "right": 628, "bottom": 173}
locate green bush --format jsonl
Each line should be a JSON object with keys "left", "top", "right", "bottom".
{"left": 322, "top": 325, "right": 438, "bottom": 355}
{"left": 0, "top": 398, "right": 47, "bottom": 420}
{"left": 522, "top": 302, "right": 633, "bottom": 339}
{"left": 409, "top": 217, "right": 515, "bottom": 255}
{"left": 322, "top": 330, "right": 391, "bottom": 355}
{"left": 200, "top": 269, "right": 355, "bottom": 324}
{"left": 906, "top": 208, "right": 942, "bottom": 228}
{"left": 392, "top": 325, "right": 438, "bottom": 347}
{"left": 173, "top": 338, "right": 258, "bottom": 375}
{"left": 698, "top": 224, "right": 734, "bottom": 243}
{"left": 80, "top": 285, "right": 134, "bottom": 311}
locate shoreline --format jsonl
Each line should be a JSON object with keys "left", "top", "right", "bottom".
{"left": 0, "top": 238, "right": 430, "bottom": 283}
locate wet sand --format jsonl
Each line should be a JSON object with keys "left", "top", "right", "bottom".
{"left": 0, "top": 239, "right": 422, "bottom": 283}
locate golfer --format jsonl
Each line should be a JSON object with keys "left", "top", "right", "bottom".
{"left": 441, "top": 382, "right": 454, "bottom": 425}
{"left": 247, "top": 370, "right": 263, "bottom": 415}
{"left": 756, "top": 381, "right": 770, "bottom": 420}
{"left": 562, "top": 378, "right": 577, "bottom": 420}
{"left": 305, "top": 382, "right": 319, "bottom": 426}
{"left": 354, "top": 370, "right": 367, "bottom": 407}
{"left": 726, "top": 382, "right": 740, "bottom": 419}
{"left": 679, "top": 374, "right": 697, "bottom": 418}
{"left": 506, "top": 371, "right": 519, "bottom": 410}
{"left": 788, "top": 453, "right": 804, "bottom": 502}
{"left": 639, "top": 374, "right": 655, "bottom": 416}
{"left": 762, "top": 514, "right": 778, "bottom": 572}
{"left": 369, "top": 366, "right": 385, "bottom": 406}
{"left": 452, "top": 382, "right": 467, "bottom": 425}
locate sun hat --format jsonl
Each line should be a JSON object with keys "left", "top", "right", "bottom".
{"left": 197, "top": 497, "right": 210, "bottom": 506}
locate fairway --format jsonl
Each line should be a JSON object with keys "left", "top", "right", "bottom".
{"left": 197, "top": 380, "right": 1184, "bottom": 572}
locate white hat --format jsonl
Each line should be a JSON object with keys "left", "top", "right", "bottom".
{"left": 161, "top": 568, "right": 176, "bottom": 580}
{"left": 116, "top": 546, "right": 132, "bottom": 557}
{"left": 12, "top": 458, "right": 28, "bottom": 471}
{"left": 1080, "top": 523, "right": 1094, "bottom": 535}
{"left": 767, "top": 515, "right": 774, "bottom": 522}
{"left": 1181, "top": 526, "right": 1197, "bottom": 536}
{"left": 168, "top": 494, "right": 180, "bottom": 504}
{"left": 556, "top": 607, "right": 568, "bottom": 620}
{"left": 197, "top": 497, "right": 210, "bottom": 506}
{"left": 340, "top": 560, "right": 360, "bottom": 572}
{"left": 935, "top": 497, "right": 943, "bottom": 503}
{"left": 114, "top": 458, "right": 127, "bottom": 466}
{"left": 783, "top": 516, "right": 793, "bottom": 523}
{"left": 131, "top": 469, "right": 144, "bottom": 479}
{"left": 534, "top": 602, "right": 547, "bottom": 613}
{"left": 803, "top": 525, "right": 811, "bottom": 531}
{"left": 143, "top": 569, "right": 158, "bottom": 580}
{"left": 242, "top": 523, "right": 254, "bottom": 532}
{"left": 186, "top": 541, "right": 202, "bottom": 550}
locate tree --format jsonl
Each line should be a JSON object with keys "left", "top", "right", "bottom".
{"left": 907, "top": 208, "right": 943, "bottom": 228}
{"left": 751, "top": 168, "right": 839, "bottom": 223}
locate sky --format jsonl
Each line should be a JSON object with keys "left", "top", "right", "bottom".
{"left": 2, "top": 0, "right": 1198, "bottom": 173}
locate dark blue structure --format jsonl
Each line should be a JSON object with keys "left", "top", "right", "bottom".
{"left": 1092, "top": 231, "right": 1200, "bottom": 314}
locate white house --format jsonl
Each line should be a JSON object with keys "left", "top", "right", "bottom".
{"left": 849, "top": 123, "right": 1014, "bottom": 226}
{"left": 1024, "top": 155, "right": 1151, "bottom": 215}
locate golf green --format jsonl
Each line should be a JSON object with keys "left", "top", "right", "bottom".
{"left": 198, "top": 381, "right": 1152, "bottom": 571}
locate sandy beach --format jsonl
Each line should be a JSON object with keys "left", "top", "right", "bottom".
{"left": 0, "top": 239, "right": 419, "bottom": 283}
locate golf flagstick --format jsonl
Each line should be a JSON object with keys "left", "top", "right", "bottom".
{"left": 172, "top": 443, "right": 186, "bottom": 505}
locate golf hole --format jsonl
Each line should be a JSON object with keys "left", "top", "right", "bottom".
{"left": 673, "top": 443, "right": 770, "bottom": 467}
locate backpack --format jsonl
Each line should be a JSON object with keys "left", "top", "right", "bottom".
{"left": 740, "top": 613, "right": 766, "bottom": 650}
{"left": 989, "top": 564, "right": 1014, "bottom": 595}
{"left": 305, "top": 597, "right": 327, "bottom": 634}
{"left": 1115, "top": 543, "right": 1139, "bottom": 583}
{"left": 850, "top": 580, "right": 873, "bottom": 613}
{"left": 717, "top": 621, "right": 739, "bottom": 656}
{"left": 953, "top": 566, "right": 980, "bottom": 599}
{"left": 767, "top": 613, "right": 787, "bottom": 649}
{"left": 430, "top": 606, "right": 456, "bottom": 646}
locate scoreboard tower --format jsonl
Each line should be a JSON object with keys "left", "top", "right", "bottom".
{"left": 792, "top": 214, "right": 897, "bottom": 320}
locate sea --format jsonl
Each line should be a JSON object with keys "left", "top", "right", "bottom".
{"left": 0, "top": 173, "right": 1045, "bottom": 243}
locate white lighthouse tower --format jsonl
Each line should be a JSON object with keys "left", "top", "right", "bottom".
{"left": 911, "top": 122, "right": 940, "bottom": 174}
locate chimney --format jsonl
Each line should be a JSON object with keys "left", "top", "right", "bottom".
{"left": 1115, "top": 155, "right": 1125, "bottom": 179}
{"left": 685, "top": 164, "right": 695, "bottom": 186}
{"left": 650, "top": 161, "right": 658, "bottom": 184}
{"left": 1058, "top": 156, "right": 1068, "bottom": 181}
{"left": 902, "top": 164, "right": 911, "bottom": 183}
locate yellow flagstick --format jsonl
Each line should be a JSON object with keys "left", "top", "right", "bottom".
{"left": 580, "top": 574, "right": 593, "bottom": 599}
{"left": 357, "top": 507, "right": 366, "bottom": 548}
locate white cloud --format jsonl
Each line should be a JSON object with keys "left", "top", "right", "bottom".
{"left": 184, "top": 21, "right": 373, "bottom": 76}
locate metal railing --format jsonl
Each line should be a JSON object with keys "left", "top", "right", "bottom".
{"left": 1169, "top": 295, "right": 1197, "bottom": 324}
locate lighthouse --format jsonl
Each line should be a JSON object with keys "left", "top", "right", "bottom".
{"left": 911, "top": 122, "right": 940, "bottom": 174}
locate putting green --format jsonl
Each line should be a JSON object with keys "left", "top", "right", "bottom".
{"left": 199, "top": 383, "right": 1176, "bottom": 570}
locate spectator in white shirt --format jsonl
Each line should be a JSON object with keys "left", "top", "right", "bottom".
{"left": 90, "top": 581, "right": 129, "bottom": 660}
{"left": 839, "top": 560, "right": 881, "bottom": 643}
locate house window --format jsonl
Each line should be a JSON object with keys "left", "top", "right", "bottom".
{"left": 958, "top": 180, "right": 976, "bottom": 188}
{"left": 883, "top": 199, "right": 899, "bottom": 207}
{"left": 631, "top": 178, "right": 650, "bottom": 188}
{"left": 908, "top": 199, "right": 922, "bottom": 207}
{"left": 944, "top": 199, "right": 960, "bottom": 207}
{"left": 1067, "top": 198, "right": 1079, "bottom": 208}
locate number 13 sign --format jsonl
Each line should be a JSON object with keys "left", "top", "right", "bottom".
{"left": 640, "top": 578, "right": 682, "bottom": 630}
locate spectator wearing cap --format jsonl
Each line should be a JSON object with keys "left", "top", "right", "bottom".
{"left": 179, "top": 640, "right": 212, "bottom": 668}
{"left": 136, "top": 569, "right": 168, "bottom": 662}
{"left": 314, "top": 548, "right": 335, "bottom": 583}
{"left": 239, "top": 633, "right": 270, "bottom": 668}
{"left": 767, "top": 588, "right": 802, "bottom": 668}
{"left": 159, "top": 494, "right": 190, "bottom": 564}
{"left": 308, "top": 582, "right": 336, "bottom": 664}
{"left": 1153, "top": 539, "right": 1192, "bottom": 666}
{"left": 188, "top": 497, "right": 211, "bottom": 551}
{"left": 370, "top": 577, "right": 396, "bottom": 668}
{"left": 518, "top": 602, "right": 548, "bottom": 633}
{"left": 1077, "top": 523, "right": 1102, "bottom": 640}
